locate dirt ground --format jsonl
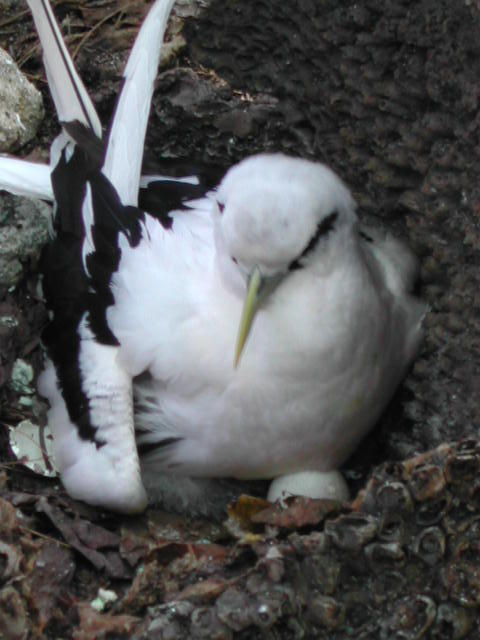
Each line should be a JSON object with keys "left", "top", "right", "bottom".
{"left": 0, "top": 0, "right": 480, "bottom": 638}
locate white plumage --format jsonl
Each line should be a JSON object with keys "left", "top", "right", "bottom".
{"left": 0, "top": 0, "right": 427, "bottom": 513}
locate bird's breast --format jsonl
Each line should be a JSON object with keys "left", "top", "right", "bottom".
{"left": 120, "top": 239, "right": 404, "bottom": 477}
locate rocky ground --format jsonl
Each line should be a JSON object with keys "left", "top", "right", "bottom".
{"left": 0, "top": 0, "right": 479, "bottom": 638}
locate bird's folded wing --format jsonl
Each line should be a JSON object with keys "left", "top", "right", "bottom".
{"left": 27, "top": 0, "right": 176, "bottom": 512}
{"left": 0, "top": 156, "right": 213, "bottom": 215}
{"left": 38, "top": 330, "right": 146, "bottom": 513}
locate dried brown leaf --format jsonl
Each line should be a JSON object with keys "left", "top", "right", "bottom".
{"left": 0, "top": 586, "right": 29, "bottom": 640}
{"left": 26, "top": 543, "right": 75, "bottom": 634}
{"left": 0, "top": 540, "right": 21, "bottom": 580}
{"left": 225, "top": 494, "right": 270, "bottom": 540}
{"left": 73, "top": 602, "right": 140, "bottom": 640}
{"left": 71, "top": 517, "right": 120, "bottom": 549}
{"left": 0, "top": 497, "right": 20, "bottom": 537}
{"left": 172, "top": 577, "right": 228, "bottom": 604}
{"left": 251, "top": 496, "right": 344, "bottom": 529}
{"left": 36, "top": 497, "right": 129, "bottom": 578}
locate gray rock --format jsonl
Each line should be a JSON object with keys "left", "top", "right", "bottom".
{"left": 173, "top": 0, "right": 210, "bottom": 19}
{"left": 0, "top": 195, "right": 51, "bottom": 293}
{"left": 9, "top": 358, "right": 34, "bottom": 395}
{"left": 0, "top": 47, "right": 44, "bottom": 152}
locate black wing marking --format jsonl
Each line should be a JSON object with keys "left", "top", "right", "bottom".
{"left": 85, "top": 171, "right": 145, "bottom": 344}
{"left": 138, "top": 158, "right": 226, "bottom": 221}
{"left": 43, "top": 124, "right": 222, "bottom": 443}
{"left": 42, "top": 138, "right": 145, "bottom": 442}
{"left": 139, "top": 179, "right": 212, "bottom": 223}
{"left": 62, "top": 121, "right": 105, "bottom": 167}
{"left": 42, "top": 146, "right": 95, "bottom": 441}
{"left": 359, "top": 229, "right": 374, "bottom": 243}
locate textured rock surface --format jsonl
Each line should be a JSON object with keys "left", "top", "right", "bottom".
{"left": 0, "top": 47, "right": 44, "bottom": 152}
{"left": 0, "top": 194, "right": 51, "bottom": 294}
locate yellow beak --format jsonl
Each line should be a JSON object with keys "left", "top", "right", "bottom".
{"left": 234, "top": 266, "right": 263, "bottom": 368}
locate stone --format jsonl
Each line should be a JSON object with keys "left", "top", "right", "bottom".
{"left": 0, "top": 48, "right": 44, "bottom": 152}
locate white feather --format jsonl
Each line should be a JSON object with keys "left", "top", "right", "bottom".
{"left": 38, "top": 340, "right": 146, "bottom": 514}
{"left": 26, "top": 0, "right": 102, "bottom": 137}
{"left": 103, "top": 0, "right": 176, "bottom": 205}
{"left": 0, "top": 156, "right": 52, "bottom": 200}
{"left": 81, "top": 183, "right": 95, "bottom": 267}
{"left": 140, "top": 174, "right": 200, "bottom": 187}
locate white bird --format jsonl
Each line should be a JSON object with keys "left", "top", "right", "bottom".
{"left": 0, "top": 0, "right": 427, "bottom": 514}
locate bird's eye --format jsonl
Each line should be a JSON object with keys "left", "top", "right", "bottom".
{"left": 232, "top": 256, "right": 238, "bottom": 264}
{"left": 218, "top": 202, "right": 225, "bottom": 214}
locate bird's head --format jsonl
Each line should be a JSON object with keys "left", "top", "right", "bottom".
{"left": 214, "top": 154, "right": 357, "bottom": 367}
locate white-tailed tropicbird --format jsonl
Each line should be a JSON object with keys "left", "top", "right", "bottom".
{"left": 0, "top": 0, "right": 427, "bottom": 513}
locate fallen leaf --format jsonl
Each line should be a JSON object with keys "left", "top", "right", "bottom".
{"left": 71, "top": 517, "right": 121, "bottom": 550}
{"left": 189, "top": 543, "right": 231, "bottom": 563}
{"left": 120, "top": 555, "right": 166, "bottom": 612}
{"left": 120, "top": 528, "right": 154, "bottom": 566}
{"left": 225, "top": 494, "right": 270, "bottom": 541}
{"left": 148, "top": 541, "right": 190, "bottom": 566}
{"left": 36, "top": 498, "right": 130, "bottom": 578}
{"left": 0, "top": 470, "right": 6, "bottom": 492}
{"left": 251, "top": 496, "right": 344, "bottom": 529}
{"left": 26, "top": 543, "right": 75, "bottom": 634}
{"left": 8, "top": 420, "right": 58, "bottom": 478}
{"left": 73, "top": 602, "right": 140, "bottom": 640}
{"left": 3, "top": 492, "right": 41, "bottom": 507}
{"left": 0, "top": 540, "right": 21, "bottom": 580}
{"left": 0, "top": 497, "right": 19, "bottom": 536}
{"left": 0, "top": 586, "right": 29, "bottom": 640}
{"left": 172, "top": 577, "right": 228, "bottom": 603}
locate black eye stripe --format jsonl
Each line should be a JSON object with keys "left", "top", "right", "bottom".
{"left": 288, "top": 210, "right": 338, "bottom": 271}
{"left": 359, "top": 230, "right": 373, "bottom": 243}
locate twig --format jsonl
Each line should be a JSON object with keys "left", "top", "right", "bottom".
{"left": 72, "top": 7, "right": 125, "bottom": 60}
{"left": 0, "top": 8, "right": 30, "bottom": 29}
{"left": 19, "top": 524, "right": 70, "bottom": 549}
